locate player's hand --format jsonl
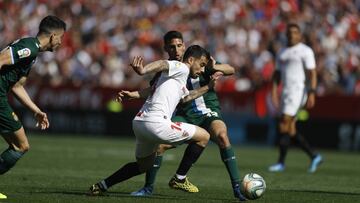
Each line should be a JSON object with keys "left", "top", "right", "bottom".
{"left": 34, "top": 111, "right": 49, "bottom": 130}
{"left": 208, "top": 71, "right": 222, "bottom": 89}
{"left": 116, "top": 90, "right": 136, "bottom": 102}
{"left": 306, "top": 93, "right": 316, "bottom": 109}
{"left": 130, "top": 56, "right": 145, "bottom": 75}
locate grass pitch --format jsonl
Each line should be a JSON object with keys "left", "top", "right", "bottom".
{"left": 0, "top": 134, "right": 359, "bottom": 203}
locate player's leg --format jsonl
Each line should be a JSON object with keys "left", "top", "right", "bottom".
{"left": 89, "top": 120, "right": 158, "bottom": 196}
{"left": 169, "top": 124, "right": 210, "bottom": 193}
{"left": 0, "top": 127, "right": 29, "bottom": 174}
{"left": 207, "top": 119, "right": 245, "bottom": 200}
{"left": 143, "top": 116, "right": 189, "bottom": 187}
{"left": 0, "top": 104, "right": 28, "bottom": 175}
{"left": 131, "top": 144, "right": 174, "bottom": 196}
{"left": 269, "top": 114, "right": 292, "bottom": 172}
{"left": 131, "top": 116, "right": 188, "bottom": 196}
{"left": 291, "top": 120, "right": 323, "bottom": 173}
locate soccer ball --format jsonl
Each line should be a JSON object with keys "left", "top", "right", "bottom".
{"left": 241, "top": 173, "right": 266, "bottom": 200}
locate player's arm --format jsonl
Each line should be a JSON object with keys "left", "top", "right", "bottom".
{"left": 181, "top": 74, "right": 218, "bottom": 103}
{"left": 209, "top": 57, "right": 235, "bottom": 76}
{"left": 213, "top": 63, "right": 235, "bottom": 76}
{"left": 11, "top": 77, "right": 49, "bottom": 129}
{"left": 0, "top": 47, "right": 13, "bottom": 70}
{"left": 181, "top": 85, "right": 210, "bottom": 103}
{"left": 306, "top": 68, "right": 317, "bottom": 108}
{"left": 271, "top": 70, "right": 281, "bottom": 109}
{"left": 116, "top": 87, "right": 152, "bottom": 102}
{"left": 130, "top": 56, "right": 168, "bottom": 75}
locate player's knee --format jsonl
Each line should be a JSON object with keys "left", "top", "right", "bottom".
{"left": 279, "top": 121, "right": 290, "bottom": 134}
{"left": 213, "top": 132, "right": 230, "bottom": 149}
{"left": 18, "top": 143, "right": 30, "bottom": 153}
{"left": 156, "top": 144, "right": 172, "bottom": 155}
{"left": 198, "top": 132, "right": 210, "bottom": 147}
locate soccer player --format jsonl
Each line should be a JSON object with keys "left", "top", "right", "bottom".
{"left": 122, "top": 31, "right": 245, "bottom": 201}
{"left": 89, "top": 45, "right": 215, "bottom": 196}
{"left": 0, "top": 15, "right": 66, "bottom": 197}
{"left": 268, "top": 23, "right": 323, "bottom": 173}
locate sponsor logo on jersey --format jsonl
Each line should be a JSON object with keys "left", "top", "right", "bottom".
{"left": 17, "top": 48, "right": 31, "bottom": 58}
{"left": 12, "top": 112, "right": 19, "bottom": 121}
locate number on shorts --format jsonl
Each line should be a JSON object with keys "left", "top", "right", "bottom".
{"left": 171, "top": 122, "right": 182, "bottom": 131}
{"left": 206, "top": 111, "right": 219, "bottom": 118}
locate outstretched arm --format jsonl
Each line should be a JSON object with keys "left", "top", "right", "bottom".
{"left": 116, "top": 87, "right": 152, "bottom": 102}
{"left": 11, "top": 77, "right": 49, "bottom": 129}
{"left": 181, "top": 73, "right": 219, "bottom": 103}
{"left": 210, "top": 57, "right": 235, "bottom": 76}
{"left": 181, "top": 85, "right": 211, "bottom": 103}
{"left": 213, "top": 63, "right": 235, "bottom": 75}
{"left": 130, "top": 56, "right": 169, "bottom": 75}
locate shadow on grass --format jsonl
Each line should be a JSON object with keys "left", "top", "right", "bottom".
{"left": 31, "top": 190, "right": 238, "bottom": 202}
{"left": 273, "top": 189, "right": 360, "bottom": 196}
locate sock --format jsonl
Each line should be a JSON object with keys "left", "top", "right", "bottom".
{"left": 278, "top": 133, "right": 290, "bottom": 164}
{"left": 0, "top": 147, "right": 24, "bottom": 175}
{"left": 175, "top": 174, "right": 186, "bottom": 180}
{"left": 293, "top": 132, "right": 316, "bottom": 159}
{"left": 220, "top": 146, "right": 241, "bottom": 187}
{"left": 144, "top": 155, "right": 163, "bottom": 187}
{"left": 103, "top": 162, "right": 142, "bottom": 189}
{"left": 176, "top": 143, "right": 205, "bottom": 176}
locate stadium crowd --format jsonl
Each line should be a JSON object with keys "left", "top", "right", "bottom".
{"left": 0, "top": 0, "right": 359, "bottom": 95}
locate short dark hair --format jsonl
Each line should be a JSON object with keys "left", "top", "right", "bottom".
{"left": 163, "top": 31, "right": 183, "bottom": 45}
{"left": 183, "top": 45, "right": 210, "bottom": 61}
{"left": 38, "top": 15, "right": 66, "bottom": 36}
{"left": 287, "top": 23, "right": 301, "bottom": 32}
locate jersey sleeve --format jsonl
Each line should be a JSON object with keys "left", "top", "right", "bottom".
{"left": 9, "top": 39, "right": 39, "bottom": 64}
{"left": 180, "top": 86, "right": 190, "bottom": 99}
{"left": 303, "top": 47, "right": 316, "bottom": 70}
{"left": 167, "top": 60, "right": 189, "bottom": 78}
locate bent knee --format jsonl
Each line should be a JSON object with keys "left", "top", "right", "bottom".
{"left": 157, "top": 144, "right": 173, "bottom": 155}
{"left": 197, "top": 132, "right": 210, "bottom": 147}
{"left": 213, "top": 132, "right": 230, "bottom": 148}
{"left": 12, "top": 143, "right": 30, "bottom": 153}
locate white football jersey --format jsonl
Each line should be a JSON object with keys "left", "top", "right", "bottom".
{"left": 134, "top": 60, "right": 190, "bottom": 121}
{"left": 276, "top": 43, "right": 316, "bottom": 89}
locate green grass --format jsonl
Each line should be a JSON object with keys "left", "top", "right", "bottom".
{"left": 0, "top": 134, "right": 360, "bottom": 203}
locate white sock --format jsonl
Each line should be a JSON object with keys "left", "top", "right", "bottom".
{"left": 175, "top": 174, "right": 186, "bottom": 180}
{"left": 100, "top": 180, "right": 108, "bottom": 190}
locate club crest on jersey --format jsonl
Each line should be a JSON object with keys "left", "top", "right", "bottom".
{"left": 17, "top": 48, "right": 31, "bottom": 58}
{"left": 175, "top": 62, "right": 181, "bottom": 67}
{"left": 12, "top": 112, "right": 19, "bottom": 121}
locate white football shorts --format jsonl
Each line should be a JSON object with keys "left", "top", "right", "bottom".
{"left": 281, "top": 86, "right": 307, "bottom": 117}
{"left": 132, "top": 119, "right": 196, "bottom": 158}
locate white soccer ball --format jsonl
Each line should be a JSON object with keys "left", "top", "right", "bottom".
{"left": 241, "top": 173, "right": 266, "bottom": 200}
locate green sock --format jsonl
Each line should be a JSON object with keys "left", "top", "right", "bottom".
{"left": 220, "top": 146, "right": 240, "bottom": 186}
{"left": 0, "top": 147, "right": 24, "bottom": 175}
{"left": 144, "top": 155, "right": 163, "bottom": 187}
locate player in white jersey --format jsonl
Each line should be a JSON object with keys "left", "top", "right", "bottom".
{"left": 269, "top": 23, "right": 323, "bottom": 173}
{"left": 89, "top": 45, "right": 213, "bottom": 195}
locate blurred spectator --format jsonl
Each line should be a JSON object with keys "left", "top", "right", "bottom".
{"left": 0, "top": 0, "right": 359, "bottom": 95}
